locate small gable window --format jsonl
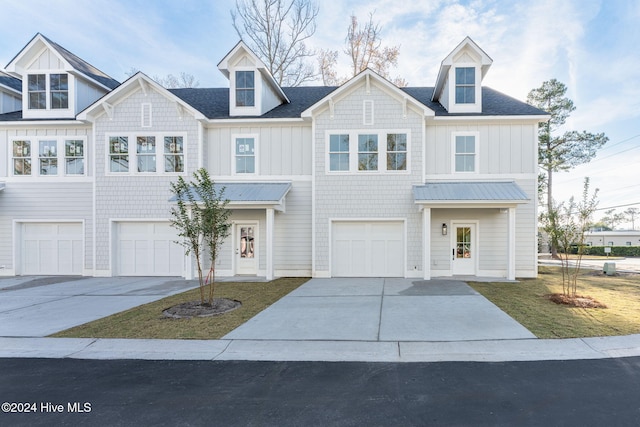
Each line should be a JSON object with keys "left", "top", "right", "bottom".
{"left": 50, "top": 74, "right": 69, "bottom": 109}
{"left": 455, "top": 67, "right": 475, "bottom": 104}
{"left": 28, "top": 74, "right": 46, "bottom": 110}
{"left": 235, "top": 71, "right": 255, "bottom": 107}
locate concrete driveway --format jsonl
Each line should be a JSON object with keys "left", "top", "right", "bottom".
{"left": 0, "top": 276, "right": 198, "bottom": 337}
{"left": 224, "top": 278, "right": 535, "bottom": 342}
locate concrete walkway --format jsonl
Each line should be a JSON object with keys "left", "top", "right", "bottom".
{"left": 1, "top": 275, "right": 640, "bottom": 362}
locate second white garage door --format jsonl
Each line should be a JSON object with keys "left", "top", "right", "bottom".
{"left": 116, "top": 222, "right": 183, "bottom": 276}
{"left": 332, "top": 221, "right": 404, "bottom": 277}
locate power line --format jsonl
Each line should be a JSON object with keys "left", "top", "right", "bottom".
{"left": 595, "top": 202, "right": 640, "bottom": 211}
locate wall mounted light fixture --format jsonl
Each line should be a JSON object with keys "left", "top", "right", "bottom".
{"left": 442, "top": 223, "right": 448, "bottom": 236}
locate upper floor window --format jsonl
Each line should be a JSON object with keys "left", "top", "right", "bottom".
{"left": 109, "top": 136, "right": 129, "bottom": 173}
{"left": 39, "top": 140, "right": 58, "bottom": 175}
{"left": 386, "top": 134, "right": 407, "bottom": 171}
{"left": 164, "top": 137, "right": 184, "bottom": 173}
{"left": 136, "top": 136, "right": 156, "bottom": 173}
{"left": 235, "top": 71, "right": 255, "bottom": 107}
{"left": 12, "top": 138, "right": 85, "bottom": 176}
{"left": 358, "top": 134, "right": 378, "bottom": 171}
{"left": 329, "top": 134, "right": 350, "bottom": 171}
{"left": 65, "top": 140, "right": 85, "bottom": 175}
{"left": 108, "top": 134, "right": 185, "bottom": 175}
{"left": 455, "top": 67, "right": 475, "bottom": 104}
{"left": 454, "top": 134, "right": 477, "bottom": 173}
{"left": 28, "top": 74, "right": 46, "bottom": 110}
{"left": 50, "top": 74, "right": 69, "bottom": 109}
{"left": 235, "top": 137, "right": 256, "bottom": 174}
{"left": 327, "top": 131, "right": 409, "bottom": 174}
{"left": 13, "top": 140, "right": 31, "bottom": 175}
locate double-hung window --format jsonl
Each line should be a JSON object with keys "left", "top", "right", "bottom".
{"left": 65, "top": 140, "right": 84, "bottom": 175}
{"left": 386, "top": 134, "right": 407, "bottom": 171}
{"left": 235, "top": 71, "right": 255, "bottom": 107}
{"left": 28, "top": 74, "right": 46, "bottom": 110}
{"left": 358, "top": 134, "right": 378, "bottom": 171}
{"left": 328, "top": 131, "right": 409, "bottom": 173}
{"left": 455, "top": 67, "right": 476, "bottom": 104}
{"left": 13, "top": 140, "right": 32, "bottom": 175}
{"left": 136, "top": 136, "right": 156, "bottom": 173}
{"left": 329, "top": 134, "right": 350, "bottom": 171}
{"left": 454, "top": 134, "right": 477, "bottom": 172}
{"left": 235, "top": 137, "right": 256, "bottom": 174}
{"left": 164, "top": 137, "right": 184, "bottom": 173}
{"left": 109, "top": 136, "right": 129, "bottom": 173}
{"left": 39, "top": 140, "right": 58, "bottom": 175}
{"left": 50, "top": 74, "right": 69, "bottom": 109}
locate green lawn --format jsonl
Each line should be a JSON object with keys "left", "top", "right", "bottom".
{"left": 468, "top": 266, "right": 640, "bottom": 339}
{"left": 52, "top": 277, "right": 308, "bottom": 340}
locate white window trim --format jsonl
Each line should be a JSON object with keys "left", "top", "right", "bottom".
{"left": 9, "top": 136, "right": 88, "bottom": 178}
{"left": 22, "top": 71, "right": 75, "bottom": 119}
{"left": 448, "top": 64, "right": 481, "bottom": 113}
{"left": 451, "top": 131, "right": 480, "bottom": 174}
{"left": 231, "top": 134, "right": 259, "bottom": 175}
{"left": 105, "top": 133, "right": 187, "bottom": 176}
{"left": 230, "top": 67, "right": 260, "bottom": 117}
{"left": 325, "top": 129, "right": 411, "bottom": 175}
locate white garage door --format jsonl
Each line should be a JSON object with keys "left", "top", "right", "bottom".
{"left": 116, "top": 222, "right": 183, "bottom": 276}
{"left": 332, "top": 221, "right": 404, "bottom": 277}
{"left": 22, "top": 222, "right": 83, "bottom": 275}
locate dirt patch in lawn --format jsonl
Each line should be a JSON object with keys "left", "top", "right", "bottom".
{"left": 163, "top": 298, "right": 242, "bottom": 318}
{"left": 546, "top": 293, "right": 608, "bottom": 309}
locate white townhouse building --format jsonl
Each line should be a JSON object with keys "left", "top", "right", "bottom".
{"left": 0, "top": 34, "right": 548, "bottom": 281}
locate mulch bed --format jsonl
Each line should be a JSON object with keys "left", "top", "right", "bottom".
{"left": 163, "top": 298, "right": 242, "bottom": 318}
{"left": 546, "top": 293, "right": 607, "bottom": 309}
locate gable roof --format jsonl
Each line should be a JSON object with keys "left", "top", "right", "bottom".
{"left": 77, "top": 72, "right": 205, "bottom": 121}
{"left": 217, "top": 41, "right": 289, "bottom": 104}
{"left": 301, "top": 68, "right": 435, "bottom": 118}
{"left": 5, "top": 33, "right": 119, "bottom": 90}
{"left": 432, "top": 36, "right": 493, "bottom": 101}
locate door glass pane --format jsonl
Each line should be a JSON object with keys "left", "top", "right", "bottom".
{"left": 456, "top": 227, "right": 471, "bottom": 259}
{"left": 240, "top": 227, "right": 254, "bottom": 258}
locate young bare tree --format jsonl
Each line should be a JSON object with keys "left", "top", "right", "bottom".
{"left": 542, "top": 178, "right": 599, "bottom": 299}
{"left": 170, "top": 168, "right": 231, "bottom": 306}
{"left": 601, "top": 209, "right": 625, "bottom": 230}
{"left": 317, "top": 48, "right": 339, "bottom": 86}
{"left": 624, "top": 207, "right": 639, "bottom": 230}
{"left": 232, "top": 0, "right": 319, "bottom": 87}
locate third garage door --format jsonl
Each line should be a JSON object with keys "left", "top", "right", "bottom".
{"left": 331, "top": 221, "right": 404, "bottom": 277}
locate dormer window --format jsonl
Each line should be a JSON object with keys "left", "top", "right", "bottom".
{"left": 27, "top": 73, "right": 69, "bottom": 110}
{"left": 50, "top": 74, "right": 69, "bottom": 109}
{"left": 235, "top": 71, "right": 255, "bottom": 107}
{"left": 455, "top": 67, "right": 475, "bottom": 104}
{"left": 28, "top": 74, "right": 46, "bottom": 109}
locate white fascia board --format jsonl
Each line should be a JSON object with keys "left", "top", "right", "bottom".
{"left": 430, "top": 114, "right": 550, "bottom": 122}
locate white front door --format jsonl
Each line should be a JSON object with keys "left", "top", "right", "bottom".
{"left": 452, "top": 223, "right": 476, "bottom": 275}
{"left": 235, "top": 224, "right": 257, "bottom": 275}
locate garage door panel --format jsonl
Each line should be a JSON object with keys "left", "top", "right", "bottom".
{"left": 116, "top": 222, "right": 182, "bottom": 276}
{"left": 332, "top": 221, "right": 404, "bottom": 277}
{"left": 21, "top": 222, "right": 83, "bottom": 275}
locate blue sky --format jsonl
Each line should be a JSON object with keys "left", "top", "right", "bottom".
{"left": 1, "top": 0, "right": 638, "bottom": 226}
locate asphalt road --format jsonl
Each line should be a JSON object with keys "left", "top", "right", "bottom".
{"left": 1, "top": 357, "right": 640, "bottom": 426}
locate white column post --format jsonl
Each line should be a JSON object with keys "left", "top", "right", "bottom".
{"left": 508, "top": 207, "right": 516, "bottom": 280}
{"left": 423, "top": 207, "right": 431, "bottom": 280}
{"left": 266, "top": 208, "right": 274, "bottom": 281}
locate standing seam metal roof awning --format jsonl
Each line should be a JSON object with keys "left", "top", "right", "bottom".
{"left": 0, "top": 182, "right": 5, "bottom": 191}
{"left": 413, "top": 181, "right": 529, "bottom": 204}
{"left": 170, "top": 182, "right": 292, "bottom": 211}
